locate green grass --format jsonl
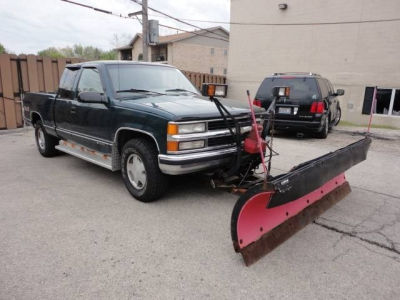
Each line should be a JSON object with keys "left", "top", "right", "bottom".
{"left": 338, "top": 121, "right": 399, "bottom": 130}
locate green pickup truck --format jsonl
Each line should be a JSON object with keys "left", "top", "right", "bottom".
{"left": 23, "top": 61, "right": 265, "bottom": 202}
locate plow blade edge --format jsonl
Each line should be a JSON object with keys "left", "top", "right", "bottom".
{"left": 231, "top": 137, "right": 371, "bottom": 266}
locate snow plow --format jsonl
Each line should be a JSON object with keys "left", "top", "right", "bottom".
{"left": 206, "top": 85, "right": 371, "bottom": 266}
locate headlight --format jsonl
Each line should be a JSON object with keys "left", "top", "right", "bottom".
{"left": 178, "top": 140, "right": 205, "bottom": 150}
{"left": 178, "top": 123, "right": 206, "bottom": 134}
{"left": 167, "top": 122, "right": 206, "bottom": 135}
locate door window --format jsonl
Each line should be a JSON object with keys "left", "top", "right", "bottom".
{"left": 325, "top": 79, "right": 334, "bottom": 95}
{"left": 77, "top": 68, "right": 104, "bottom": 94}
{"left": 317, "top": 79, "right": 329, "bottom": 99}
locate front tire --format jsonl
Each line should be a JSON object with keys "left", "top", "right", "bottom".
{"left": 121, "top": 138, "right": 168, "bottom": 202}
{"left": 34, "top": 121, "right": 58, "bottom": 157}
{"left": 333, "top": 106, "right": 341, "bottom": 126}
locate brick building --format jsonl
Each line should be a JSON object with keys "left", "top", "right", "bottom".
{"left": 116, "top": 27, "right": 229, "bottom": 76}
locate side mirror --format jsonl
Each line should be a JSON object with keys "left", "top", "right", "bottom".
{"left": 78, "top": 92, "right": 108, "bottom": 104}
{"left": 335, "top": 89, "right": 345, "bottom": 96}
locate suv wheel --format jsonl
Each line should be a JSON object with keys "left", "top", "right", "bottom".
{"left": 121, "top": 138, "right": 169, "bottom": 202}
{"left": 316, "top": 117, "right": 328, "bottom": 139}
{"left": 34, "top": 121, "right": 58, "bottom": 157}
{"left": 333, "top": 106, "right": 341, "bottom": 126}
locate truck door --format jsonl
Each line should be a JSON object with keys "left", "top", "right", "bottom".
{"left": 54, "top": 67, "right": 80, "bottom": 141}
{"left": 71, "top": 67, "right": 113, "bottom": 153}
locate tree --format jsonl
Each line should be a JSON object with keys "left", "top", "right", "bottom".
{"left": 37, "top": 44, "right": 117, "bottom": 60}
{"left": 0, "top": 43, "right": 6, "bottom": 54}
{"left": 38, "top": 47, "right": 64, "bottom": 58}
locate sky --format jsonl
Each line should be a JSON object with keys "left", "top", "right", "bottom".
{"left": 0, "top": 0, "right": 230, "bottom": 54}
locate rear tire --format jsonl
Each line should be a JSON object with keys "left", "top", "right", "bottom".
{"left": 316, "top": 117, "right": 328, "bottom": 139}
{"left": 121, "top": 138, "right": 169, "bottom": 202}
{"left": 34, "top": 121, "right": 58, "bottom": 157}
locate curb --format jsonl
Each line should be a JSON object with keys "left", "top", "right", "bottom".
{"left": 333, "top": 128, "right": 400, "bottom": 141}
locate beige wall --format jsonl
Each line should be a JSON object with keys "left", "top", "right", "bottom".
{"left": 129, "top": 31, "right": 229, "bottom": 76}
{"left": 169, "top": 42, "right": 228, "bottom": 75}
{"left": 227, "top": 0, "right": 400, "bottom": 127}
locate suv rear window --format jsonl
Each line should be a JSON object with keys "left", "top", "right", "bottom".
{"left": 255, "top": 77, "right": 319, "bottom": 101}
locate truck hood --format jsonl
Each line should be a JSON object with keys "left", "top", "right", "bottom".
{"left": 115, "top": 94, "right": 264, "bottom": 121}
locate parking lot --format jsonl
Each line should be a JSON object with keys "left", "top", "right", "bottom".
{"left": 1, "top": 128, "right": 400, "bottom": 299}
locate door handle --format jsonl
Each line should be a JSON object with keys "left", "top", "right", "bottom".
{"left": 70, "top": 106, "right": 77, "bottom": 114}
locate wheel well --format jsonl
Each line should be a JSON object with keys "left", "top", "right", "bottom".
{"left": 31, "top": 112, "right": 41, "bottom": 126}
{"left": 116, "top": 130, "right": 159, "bottom": 154}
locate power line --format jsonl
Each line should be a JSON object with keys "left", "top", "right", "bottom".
{"left": 149, "top": 14, "right": 400, "bottom": 26}
{"left": 157, "top": 23, "right": 228, "bottom": 42}
{"left": 60, "top": 0, "right": 400, "bottom": 27}
{"left": 60, "top": 0, "right": 229, "bottom": 43}
{"left": 133, "top": 16, "right": 230, "bottom": 42}
{"left": 60, "top": 0, "right": 130, "bottom": 19}
{"left": 129, "top": 0, "right": 229, "bottom": 41}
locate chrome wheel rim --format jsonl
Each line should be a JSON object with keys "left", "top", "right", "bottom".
{"left": 126, "top": 154, "right": 147, "bottom": 190}
{"left": 37, "top": 128, "right": 45, "bottom": 150}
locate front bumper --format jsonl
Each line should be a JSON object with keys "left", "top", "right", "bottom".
{"left": 158, "top": 147, "right": 237, "bottom": 175}
{"left": 273, "top": 118, "right": 324, "bottom": 132}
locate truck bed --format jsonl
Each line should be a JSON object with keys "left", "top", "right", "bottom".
{"left": 23, "top": 92, "right": 56, "bottom": 130}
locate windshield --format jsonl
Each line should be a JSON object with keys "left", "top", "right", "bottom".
{"left": 107, "top": 64, "right": 199, "bottom": 97}
{"left": 255, "top": 77, "right": 319, "bottom": 101}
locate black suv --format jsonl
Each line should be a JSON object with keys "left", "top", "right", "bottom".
{"left": 254, "top": 73, "right": 344, "bottom": 138}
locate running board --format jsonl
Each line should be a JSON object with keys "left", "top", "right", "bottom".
{"left": 56, "top": 140, "right": 113, "bottom": 170}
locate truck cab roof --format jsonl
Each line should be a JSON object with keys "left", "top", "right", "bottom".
{"left": 66, "top": 60, "right": 176, "bottom": 69}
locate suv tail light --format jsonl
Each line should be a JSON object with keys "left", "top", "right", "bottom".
{"left": 253, "top": 99, "right": 262, "bottom": 107}
{"left": 310, "top": 101, "right": 324, "bottom": 113}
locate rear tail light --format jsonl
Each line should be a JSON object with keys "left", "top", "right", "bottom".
{"left": 310, "top": 101, "right": 324, "bottom": 113}
{"left": 253, "top": 99, "right": 262, "bottom": 107}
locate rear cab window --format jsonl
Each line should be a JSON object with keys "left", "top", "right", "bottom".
{"left": 59, "top": 68, "right": 79, "bottom": 99}
{"left": 255, "top": 77, "right": 320, "bottom": 101}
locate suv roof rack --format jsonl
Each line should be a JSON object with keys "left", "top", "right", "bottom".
{"left": 271, "top": 72, "right": 321, "bottom": 77}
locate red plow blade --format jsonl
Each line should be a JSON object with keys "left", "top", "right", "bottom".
{"left": 231, "top": 137, "right": 371, "bottom": 266}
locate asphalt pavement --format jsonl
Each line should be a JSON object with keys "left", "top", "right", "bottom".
{"left": 1, "top": 128, "right": 399, "bottom": 299}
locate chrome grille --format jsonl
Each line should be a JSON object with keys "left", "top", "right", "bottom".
{"left": 207, "top": 117, "right": 252, "bottom": 131}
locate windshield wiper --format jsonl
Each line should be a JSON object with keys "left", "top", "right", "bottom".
{"left": 165, "top": 88, "right": 197, "bottom": 94}
{"left": 116, "top": 88, "right": 165, "bottom": 95}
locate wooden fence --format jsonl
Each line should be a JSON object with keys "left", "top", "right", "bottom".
{"left": 182, "top": 70, "right": 226, "bottom": 90}
{"left": 0, "top": 54, "right": 83, "bottom": 130}
{"left": 0, "top": 54, "right": 226, "bottom": 130}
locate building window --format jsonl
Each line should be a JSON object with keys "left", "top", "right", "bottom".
{"left": 210, "top": 48, "right": 214, "bottom": 55}
{"left": 223, "top": 68, "right": 227, "bottom": 75}
{"left": 362, "top": 87, "right": 400, "bottom": 116}
{"left": 138, "top": 53, "right": 143, "bottom": 61}
{"left": 210, "top": 67, "right": 214, "bottom": 74}
{"left": 224, "top": 49, "right": 228, "bottom": 56}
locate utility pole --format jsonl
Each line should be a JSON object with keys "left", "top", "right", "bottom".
{"left": 142, "top": 0, "right": 149, "bottom": 62}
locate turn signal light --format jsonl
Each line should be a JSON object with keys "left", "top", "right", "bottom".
{"left": 167, "top": 141, "right": 179, "bottom": 151}
{"left": 310, "top": 102, "right": 324, "bottom": 113}
{"left": 253, "top": 99, "right": 262, "bottom": 107}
